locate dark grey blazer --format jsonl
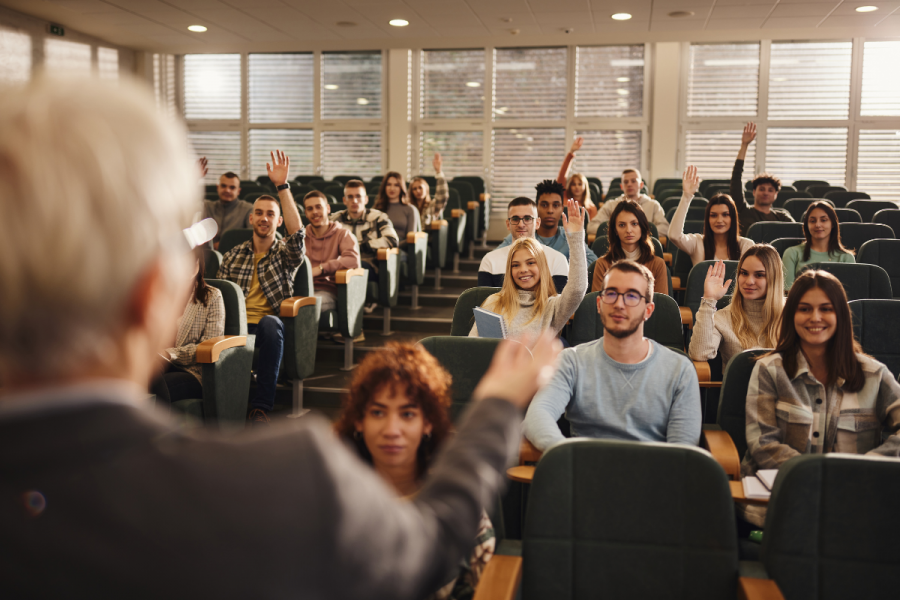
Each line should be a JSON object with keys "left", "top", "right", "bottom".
{"left": 0, "top": 393, "right": 520, "bottom": 599}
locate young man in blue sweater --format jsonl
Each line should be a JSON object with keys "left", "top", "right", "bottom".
{"left": 524, "top": 260, "right": 701, "bottom": 451}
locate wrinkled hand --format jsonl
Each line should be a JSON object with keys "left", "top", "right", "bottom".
{"left": 703, "top": 260, "right": 733, "bottom": 301}
{"left": 198, "top": 157, "right": 208, "bottom": 179}
{"left": 682, "top": 165, "right": 700, "bottom": 198}
{"left": 473, "top": 330, "right": 562, "bottom": 409}
{"left": 742, "top": 122, "right": 757, "bottom": 146}
{"left": 570, "top": 136, "right": 584, "bottom": 154}
{"left": 267, "top": 150, "right": 290, "bottom": 187}
{"left": 561, "top": 197, "right": 585, "bottom": 234}
{"left": 433, "top": 152, "right": 442, "bottom": 174}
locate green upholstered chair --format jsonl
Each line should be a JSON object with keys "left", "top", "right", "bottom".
{"left": 369, "top": 175, "right": 384, "bottom": 183}
{"left": 445, "top": 189, "right": 467, "bottom": 272}
{"left": 332, "top": 175, "right": 362, "bottom": 185}
{"left": 793, "top": 179, "right": 829, "bottom": 192}
{"left": 846, "top": 200, "right": 900, "bottom": 223}
{"left": 783, "top": 198, "right": 832, "bottom": 223}
{"left": 873, "top": 209, "right": 900, "bottom": 236}
{"left": 401, "top": 231, "right": 429, "bottom": 309}
{"left": 769, "top": 237, "right": 804, "bottom": 257}
{"left": 824, "top": 190, "right": 869, "bottom": 208}
{"left": 774, "top": 190, "right": 812, "bottom": 208}
{"left": 170, "top": 279, "right": 254, "bottom": 430}
{"left": 449, "top": 179, "right": 480, "bottom": 255}
{"left": 699, "top": 178, "right": 731, "bottom": 197}
{"left": 450, "top": 287, "right": 500, "bottom": 336}
{"left": 426, "top": 218, "right": 449, "bottom": 290}
{"left": 849, "top": 299, "right": 900, "bottom": 377}
{"left": 745, "top": 222, "right": 804, "bottom": 244}
{"left": 684, "top": 260, "right": 739, "bottom": 328}
{"left": 309, "top": 179, "right": 333, "bottom": 191}
{"left": 205, "top": 184, "right": 218, "bottom": 194}
{"left": 294, "top": 183, "right": 315, "bottom": 199}
{"left": 588, "top": 182, "right": 601, "bottom": 202}
{"left": 239, "top": 181, "right": 266, "bottom": 194}
{"left": 833, "top": 208, "right": 862, "bottom": 223}
{"left": 293, "top": 175, "right": 324, "bottom": 185}
{"left": 373, "top": 248, "right": 401, "bottom": 335}
{"left": 761, "top": 454, "right": 900, "bottom": 600}
{"left": 241, "top": 192, "right": 267, "bottom": 204}
{"left": 666, "top": 206, "right": 707, "bottom": 222}
{"left": 568, "top": 292, "right": 682, "bottom": 348}
{"left": 838, "top": 222, "right": 895, "bottom": 254}
{"left": 418, "top": 336, "right": 501, "bottom": 422}
{"left": 365, "top": 182, "right": 379, "bottom": 197}
{"left": 587, "top": 176, "right": 603, "bottom": 195}
{"left": 803, "top": 262, "right": 892, "bottom": 301}
{"left": 669, "top": 247, "right": 693, "bottom": 293}
{"left": 255, "top": 175, "right": 275, "bottom": 190}
{"left": 858, "top": 240, "right": 900, "bottom": 298}
{"left": 203, "top": 249, "right": 223, "bottom": 280}
{"left": 323, "top": 184, "right": 344, "bottom": 200}
{"left": 661, "top": 196, "right": 707, "bottom": 214}
{"left": 452, "top": 176, "right": 489, "bottom": 241}
{"left": 652, "top": 177, "right": 682, "bottom": 197}
{"left": 806, "top": 184, "right": 846, "bottom": 198}
{"left": 217, "top": 228, "right": 283, "bottom": 256}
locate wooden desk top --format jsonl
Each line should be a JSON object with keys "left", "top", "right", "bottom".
{"left": 507, "top": 465, "right": 535, "bottom": 484}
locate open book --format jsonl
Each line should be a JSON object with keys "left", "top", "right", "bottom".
{"left": 473, "top": 306, "right": 509, "bottom": 339}
{"left": 742, "top": 469, "right": 779, "bottom": 500}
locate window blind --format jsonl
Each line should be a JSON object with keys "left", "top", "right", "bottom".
{"left": 321, "top": 52, "right": 382, "bottom": 119}
{"left": 44, "top": 38, "right": 91, "bottom": 74}
{"left": 0, "top": 27, "right": 30, "bottom": 83}
{"left": 861, "top": 41, "right": 900, "bottom": 117}
{"left": 765, "top": 128, "right": 847, "bottom": 188}
{"left": 321, "top": 131, "right": 382, "bottom": 180}
{"left": 492, "top": 128, "right": 565, "bottom": 210}
{"left": 768, "top": 42, "right": 851, "bottom": 120}
{"left": 494, "top": 47, "right": 567, "bottom": 120}
{"left": 249, "top": 129, "right": 314, "bottom": 180}
{"left": 418, "top": 131, "right": 484, "bottom": 178}
{"left": 184, "top": 54, "right": 241, "bottom": 120}
{"left": 685, "top": 130, "right": 757, "bottom": 183}
{"left": 575, "top": 45, "right": 644, "bottom": 118}
{"left": 687, "top": 43, "right": 759, "bottom": 117}
{"left": 249, "top": 53, "right": 313, "bottom": 123}
{"left": 188, "top": 131, "right": 242, "bottom": 185}
{"left": 570, "top": 130, "right": 642, "bottom": 193}
{"left": 857, "top": 130, "right": 900, "bottom": 200}
{"left": 420, "top": 49, "right": 485, "bottom": 119}
{"left": 97, "top": 47, "right": 118, "bottom": 80}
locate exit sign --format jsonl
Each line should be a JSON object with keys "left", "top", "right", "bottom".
{"left": 48, "top": 24, "right": 65, "bottom": 36}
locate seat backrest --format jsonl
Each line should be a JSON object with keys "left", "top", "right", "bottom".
{"left": 218, "top": 228, "right": 253, "bottom": 255}
{"left": 291, "top": 254, "right": 314, "bottom": 297}
{"left": 523, "top": 439, "right": 738, "bottom": 600}
{"left": 417, "top": 336, "right": 500, "bottom": 422}
{"left": 846, "top": 199, "right": 900, "bottom": 223}
{"left": 837, "top": 222, "right": 895, "bottom": 253}
{"left": 774, "top": 190, "right": 812, "bottom": 208}
{"left": 568, "top": 292, "right": 682, "bottom": 348}
{"left": 833, "top": 207, "right": 862, "bottom": 223}
{"left": 588, "top": 182, "right": 601, "bottom": 201}
{"left": 369, "top": 175, "right": 384, "bottom": 183}
{"left": 805, "top": 262, "right": 893, "bottom": 301}
{"left": 849, "top": 299, "right": 900, "bottom": 377}
{"left": 806, "top": 185, "right": 846, "bottom": 198}
{"left": 652, "top": 177, "right": 681, "bottom": 197}
{"left": 745, "top": 222, "right": 804, "bottom": 244}
{"left": 770, "top": 237, "right": 804, "bottom": 257}
{"left": 670, "top": 247, "right": 693, "bottom": 283}
{"left": 793, "top": 179, "right": 829, "bottom": 192}
{"left": 205, "top": 279, "right": 247, "bottom": 336}
{"left": 450, "top": 287, "right": 500, "bottom": 336}
{"left": 294, "top": 175, "right": 324, "bottom": 184}
{"left": 717, "top": 349, "right": 769, "bottom": 459}
{"left": 858, "top": 239, "right": 900, "bottom": 298}
{"left": 665, "top": 206, "right": 706, "bottom": 222}
{"left": 323, "top": 185, "right": 344, "bottom": 199}
{"left": 699, "top": 178, "right": 731, "bottom": 196}
{"left": 783, "top": 198, "right": 829, "bottom": 222}
{"left": 686, "top": 260, "right": 738, "bottom": 322}
{"left": 872, "top": 209, "right": 900, "bottom": 236}
{"left": 824, "top": 190, "right": 869, "bottom": 208}
{"left": 451, "top": 176, "right": 484, "bottom": 196}
{"left": 762, "top": 454, "right": 900, "bottom": 600}
{"left": 294, "top": 183, "right": 315, "bottom": 198}
{"left": 332, "top": 175, "right": 362, "bottom": 185}
{"left": 310, "top": 179, "right": 333, "bottom": 191}
{"left": 203, "top": 249, "right": 223, "bottom": 280}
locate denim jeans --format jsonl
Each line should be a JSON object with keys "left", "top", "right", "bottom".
{"left": 247, "top": 315, "right": 284, "bottom": 412}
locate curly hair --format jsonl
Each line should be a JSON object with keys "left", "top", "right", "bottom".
{"left": 535, "top": 179, "right": 565, "bottom": 203}
{"left": 334, "top": 342, "right": 453, "bottom": 479}
{"left": 752, "top": 173, "right": 781, "bottom": 192}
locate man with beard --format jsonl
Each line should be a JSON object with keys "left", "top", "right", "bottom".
{"left": 523, "top": 260, "right": 701, "bottom": 451}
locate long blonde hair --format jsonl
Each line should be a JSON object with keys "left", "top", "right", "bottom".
{"left": 567, "top": 173, "right": 597, "bottom": 212}
{"left": 486, "top": 237, "right": 558, "bottom": 326}
{"left": 730, "top": 244, "right": 784, "bottom": 349}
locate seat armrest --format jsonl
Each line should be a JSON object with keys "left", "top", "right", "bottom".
{"left": 672, "top": 276, "right": 683, "bottom": 290}
{"left": 471, "top": 555, "right": 521, "bottom": 600}
{"left": 738, "top": 577, "right": 784, "bottom": 600}
{"left": 693, "top": 360, "right": 711, "bottom": 382}
{"left": 701, "top": 429, "right": 741, "bottom": 480}
{"left": 336, "top": 268, "right": 367, "bottom": 284}
{"left": 196, "top": 335, "right": 247, "bottom": 363}
{"left": 519, "top": 437, "right": 543, "bottom": 465}
{"left": 480, "top": 193, "right": 490, "bottom": 202}
{"left": 279, "top": 296, "right": 318, "bottom": 317}
{"left": 680, "top": 306, "right": 693, "bottom": 328}
{"left": 467, "top": 201, "right": 478, "bottom": 210}
{"left": 663, "top": 252, "right": 672, "bottom": 265}
{"left": 430, "top": 219, "right": 448, "bottom": 230}
{"left": 451, "top": 208, "right": 465, "bottom": 218}
{"left": 377, "top": 247, "right": 400, "bottom": 260}
{"left": 659, "top": 235, "right": 667, "bottom": 247}
{"left": 407, "top": 231, "right": 428, "bottom": 244}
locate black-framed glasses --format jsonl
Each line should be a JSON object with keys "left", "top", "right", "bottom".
{"left": 508, "top": 216, "right": 535, "bottom": 225}
{"left": 599, "top": 289, "right": 645, "bottom": 307}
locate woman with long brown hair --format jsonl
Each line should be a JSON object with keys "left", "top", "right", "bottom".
{"left": 374, "top": 170, "right": 421, "bottom": 248}
{"left": 782, "top": 201, "right": 855, "bottom": 289}
{"left": 590, "top": 200, "right": 668, "bottom": 294}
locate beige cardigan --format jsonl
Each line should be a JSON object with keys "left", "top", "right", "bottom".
{"left": 688, "top": 297, "right": 768, "bottom": 368}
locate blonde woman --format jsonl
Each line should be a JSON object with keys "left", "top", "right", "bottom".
{"left": 556, "top": 136, "right": 599, "bottom": 219}
{"left": 688, "top": 244, "right": 784, "bottom": 367}
{"left": 409, "top": 152, "right": 449, "bottom": 228}
{"left": 470, "top": 198, "right": 587, "bottom": 344}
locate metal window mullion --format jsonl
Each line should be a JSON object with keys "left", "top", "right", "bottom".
{"left": 381, "top": 48, "right": 388, "bottom": 177}
{"left": 846, "top": 37, "right": 866, "bottom": 191}
{"left": 313, "top": 50, "right": 322, "bottom": 177}
{"left": 756, "top": 40, "right": 771, "bottom": 174}
{"left": 566, "top": 45, "right": 576, "bottom": 148}
{"left": 412, "top": 49, "right": 421, "bottom": 175}
{"left": 641, "top": 42, "right": 653, "bottom": 175}
{"left": 241, "top": 52, "right": 249, "bottom": 179}
{"left": 484, "top": 46, "right": 494, "bottom": 189}
{"left": 676, "top": 42, "right": 691, "bottom": 172}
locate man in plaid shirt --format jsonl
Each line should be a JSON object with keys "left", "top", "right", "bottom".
{"left": 218, "top": 150, "right": 305, "bottom": 424}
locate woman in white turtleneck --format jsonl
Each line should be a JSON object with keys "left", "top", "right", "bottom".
{"left": 688, "top": 244, "right": 784, "bottom": 367}
{"left": 590, "top": 199, "right": 668, "bottom": 294}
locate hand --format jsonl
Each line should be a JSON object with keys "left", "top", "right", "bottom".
{"left": 198, "top": 157, "right": 208, "bottom": 179}
{"left": 703, "top": 260, "right": 733, "bottom": 301}
{"left": 432, "top": 152, "right": 442, "bottom": 174}
{"left": 561, "top": 198, "right": 585, "bottom": 234}
{"left": 741, "top": 122, "right": 757, "bottom": 146}
{"left": 682, "top": 165, "right": 700, "bottom": 198}
{"left": 473, "top": 330, "right": 562, "bottom": 409}
{"left": 569, "top": 136, "right": 584, "bottom": 154}
{"left": 267, "top": 150, "right": 290, "bottom": 187}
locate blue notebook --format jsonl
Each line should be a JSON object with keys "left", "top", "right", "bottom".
{"left": 473, "top": 306, "right": 509, "bottom": 339}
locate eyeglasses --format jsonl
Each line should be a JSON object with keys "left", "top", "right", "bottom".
{"left": 599, "top": 289, "right": 645, "bottom": 307}
{"left": 508, "top": 216, "right": 535, "bottom": 225}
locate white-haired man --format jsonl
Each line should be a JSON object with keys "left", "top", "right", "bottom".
{"left": 0, "top": 76, "right": 561, "bottom": 597}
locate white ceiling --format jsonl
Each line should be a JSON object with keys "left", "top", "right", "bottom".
{"left": 2, "top": 0, "right": 899, "bottom": 52}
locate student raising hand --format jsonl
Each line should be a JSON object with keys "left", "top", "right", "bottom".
{"left": 561, "top": 197, "right": 586, "bottom": 233}
{"left": 703, "top": 260, "right": 733, "bottom": 301}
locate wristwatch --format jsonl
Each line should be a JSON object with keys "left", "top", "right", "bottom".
{"left": 276, "top": 182, "right": 290, "bottom": 191}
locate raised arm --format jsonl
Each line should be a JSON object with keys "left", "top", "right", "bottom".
{"left": 731, "top": 123, "right": 756, "bottom": 211}
{"left": 549, "top": 199, "right": 588, "bottom": 332}
{"left": 687, "top": 261, "right": 732, "bottom": 361}
{"left": 557, "top": 136, "right": 583, "bottom": 188}
{"left": 432, "top": 153, "right": 449, "bottom": 218}
{"left": 668, "top": 166, "right": 700, "bottom": 254}
{"left": 268, "top": 150, "right": 303, "bottom": 236}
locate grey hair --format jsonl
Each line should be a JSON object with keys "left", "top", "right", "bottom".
{"left": 0, "top": 75, "right": 200, "bottom": 377}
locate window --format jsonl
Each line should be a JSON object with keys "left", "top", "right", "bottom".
{"left": 321, "top": 131, "right": 382, "bottom": 180}
{"left": 322, "top": 52, "right": 382, "bottom": 119}
{"left": 765, "top": 128, "right": 848, "bottom": 188}
{"left": 418, "top": 131, "right": 483, "bottom": 178}
{"left": 44, "top": 39, "right": 91, "bottom": 73}
{"left": 861, "top": 41, "right": 900, "bottom": 117}
{"left": 97, "top": 47, "right": 118, "bottom": 80}
{"left": 494, "top": 47, "right": 567, "bottom": 120}
{"left": 249, "top": 129, "right": 314, "bottom": 179}
{"left": 492, "top": 128, "right": 566, "bottom": 203}
{"left": 575, "top": 45, "right": 644, "bottom": 118}
{"left": 188, "top": 131, "right": 242, "bottom": 185}
{"left": 857, "top": 130, "right": 900, "bottom": 200}
{"left": 687, "top": 44, "right": 759, "bottom": 117}
{"left": 768, "top": 42, "right": 852, "bottom": 120}
{"left": 571, "top": 130, "right": 643, "bottom": 192}
{"left": 0, "top": 27, "right": 30, "bottom": 83}
{"left": 183, "top": 54, "right": 241, "bottom": 120}
{"left": 420, "top": 50, "right": 484, "bottom": 119}
{"left": 153, "top": 54, "right": 177, "bottom": 118}
{"left": 685, "top": 130, "right": 757, "bottom": 182}
{"left": 249, "top": 53, "right": 313, "bottom": 123}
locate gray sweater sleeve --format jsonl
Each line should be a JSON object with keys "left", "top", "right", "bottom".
{"left": 547, "top": 230, "right": 588, "bottom": 333}
{"left": 523, "top": 349, "right": 577, "bottom": 450}
{"left": 666, "top": 358, "right": 702, "bottom": 445}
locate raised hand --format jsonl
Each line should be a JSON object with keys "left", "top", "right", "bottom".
{"left": 682, "top": 165, "right": 700, "bottom": 198}
{"left": 198, "top": 156, "right": 208, "bottom": 179}
{"left": 742, "top": 122, "right": 757, "bottom": 146}
{"left": 432, "top": 152, "right": 443, "bottom": 174}
{"left": 561, "top": 198, "right": 585, "bottom": 234}
{"left": 570, "top": 136, "right": 584, "bottom": 154}
{"left": 473, "top": 330, "right": 562, "bottom": 409}
{"left": 266, "top": 150, "right": 290, "bottom": 187}
{"left": 703, "top": 260, "right": 733, "bottom": 301}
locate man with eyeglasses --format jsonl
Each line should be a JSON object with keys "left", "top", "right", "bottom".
{"left": 478, "top": 197, "right": 570, "bottom": 292}
{"left": 523, "top": 260, "right": 701, "bottom": 451}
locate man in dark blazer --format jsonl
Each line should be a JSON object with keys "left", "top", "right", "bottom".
{"left": 0, "top": 75, "right": 561, "bottom": 598}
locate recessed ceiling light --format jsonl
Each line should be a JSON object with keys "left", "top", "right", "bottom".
{"left": 668, "top": 11, "right": 695, "bottom": 18}
{"left": 325, "top": 84, "right": 339, "bottom": 90}
{"left": 611, "top": 13, "right": 632, "bottom": 20}
{"left": 855, "top": 5, "right": 878, "bottom": 11}
{"left": 187, "top": 25, "right": 207, "bottom": 32}
{"left": 389, "top": 19, "right": 409, "bottom": 26}
{"left": 357, "top": 98, "right": 369, "bottom": 105}
{"left": 466, "top": 81, "right": 481, "bottom": 88}
{"left": 617, "top": 77, "right": 630, "bottom": 82}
